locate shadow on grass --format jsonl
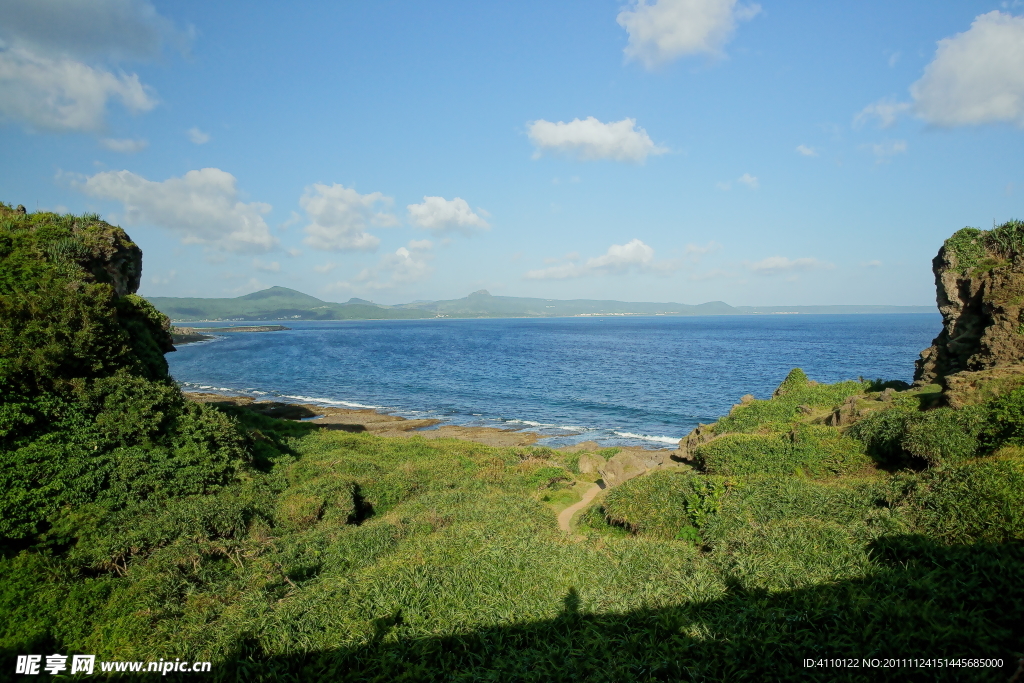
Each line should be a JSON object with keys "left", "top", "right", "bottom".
{"left": 199, "top": 536, "right": 1022, "bottom": 682}
{"left": 3, "top": 537, "right": 1020, "bottom": 682}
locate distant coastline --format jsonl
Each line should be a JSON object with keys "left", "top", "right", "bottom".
{"left": 171, "top": 324, "right": 288, "bottom": 345}
{"left": 149, "top": 286, "right": 935, "bottom": 323}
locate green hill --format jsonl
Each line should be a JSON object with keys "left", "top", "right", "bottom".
{"left": 146, "top": 286, "right": 434, "bottom": 321}
{"left": 147, "top": 286, "right": 932, "bottom": 322}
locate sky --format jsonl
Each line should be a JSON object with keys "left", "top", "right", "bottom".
{"left": 2, "top": 0, "right": 1023, "bottom": 306}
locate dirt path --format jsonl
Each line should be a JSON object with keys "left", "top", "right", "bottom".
{"left": 558, "top": 483, "right": 604, "bottom": 533}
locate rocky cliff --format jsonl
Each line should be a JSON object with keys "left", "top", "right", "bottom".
{"left": 915, "top": 221, "right": 1024, "bottom": 406}
{"left": 0, "top": 203, "right": 175, "bottom": 382}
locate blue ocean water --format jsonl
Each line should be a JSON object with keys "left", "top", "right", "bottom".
{"left": 168, "top": 314, "right": 941, "bottom": 448}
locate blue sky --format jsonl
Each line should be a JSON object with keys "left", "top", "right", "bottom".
{"left": 2, "top": 0, "right": 1023, "bottom": 306}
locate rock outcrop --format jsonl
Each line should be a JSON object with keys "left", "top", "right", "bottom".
{"left": 598, "top": 452, "right": 647, "bottom": 487}
{"left": 915, "top": 222, "right": 1024, "bottom": 405}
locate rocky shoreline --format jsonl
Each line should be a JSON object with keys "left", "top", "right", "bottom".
{"left": 184, "top": 392, "right": 683, "bottom": 480}
{"left": 171, "top": 325, "right": 289, "bottom": 346}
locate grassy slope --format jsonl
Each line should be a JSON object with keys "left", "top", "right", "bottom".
{"left": 2, "top": 208, "right": 1022, "bottom": 681}
{"left": 3, "top": 402, "right": 1022, "bottom": 682}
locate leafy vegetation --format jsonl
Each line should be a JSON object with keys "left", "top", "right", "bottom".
{"left": 2, "top": 206, "right": 1023, "bottom": 680}
{"left": 945, "top": 219, "right": 1024, "bottom": 275}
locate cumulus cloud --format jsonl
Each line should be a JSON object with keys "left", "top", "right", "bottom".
{"left": 0, "top": 48, "right": 156, "bottom": 131}
{"left": 854, "top": 97, "right": 912, "bottom": 128}
{"left": 617, "top": 0, "right": 761, "bottom": 68}
{"left": 795, "top": 144, "right": 818, "bottom": 157}
{"left": 313, "top": 262, "right": 336, "bottom": 274}
{"left": 527, "top": 117, "right": 667, "bottom": 163}
{"left": 407, "top": 196, "right": 490, "bottom": 234}
{"left": 0, "top": 0, "right": 182, "bottom": 132}
{"left": 525, "top": 239, "right": 678, "bottom": 279}
{"left": 100, "top": 137, "right": 147, "bottom": 153}
{"left": 187, "top": 126, "right": 210, "bottom": 144}
{"left": 331, "top": 240, "right": 434, "bottom": 292}
{"left": 301, "top": 183, "right": 398, "bottom": 252}
{"left": 77, "top": 167, "right": 277, "bottom": 252}
{"left": 746, "top": 256, "right": 833, "bottom": 276}
{"left": 911, "top": 11, "right": 1024, "bottom": 127}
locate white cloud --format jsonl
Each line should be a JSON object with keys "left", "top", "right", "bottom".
{"left": 0, "top": 0, "right": 183, "bottom": 132}
{"left": 795, "top": 144, "right": 818, "bottom": 157}
{"left": 888, "top": 51, "right": 901, "bottom": 68}
{"left": 0, "top": 47, "right": 156, "bottom": 131}
{"left": 617, "top": 0, "right": 761, "bottom": 68}
{"left": 854, "top": 98, "right": 911, "bottom": 128}
{"left": 407, "top": 196, "right": 490, "bottom": 234}
{"left": 286, "top": 247, "right": 302, "bottom": 257}
{"left": 525, "top": 239, "right": 678, "bottom": 279}
{"left": 313, "top": 262, "right": 336, "bottom": 274}
{"left": 253, "top": 259, "right": 280, "bottom": 273}
{"left": 862, "top": 260, "right": 882, "bottom": 268}
{"left": 77, "top": 167, "right": 277, "bottom": 252}
{"left": 187, "top": 126, "right": 210, "bottom": 144}
{"left": 300, "top": 183, "right": 398, "bottom": 252}
{"left": 100, "top": 137, "right": 147, "bottom": 153}
{"left": 527, "top": 117, "right": 667, "bottom": 163}
{"left": 279, "top": 211, "right": 301, "bottom": 230}
{"left": 331, "top": 240, "right": 434, "bottom": 291}
{"left": 910, "top": 11, "right": 1024, "bottom": 127}
{"left": 746, "top": 256, "right": 833, "bottom": 275}
{"left": 865, "top": 139, "right": 907, "bottom": 161}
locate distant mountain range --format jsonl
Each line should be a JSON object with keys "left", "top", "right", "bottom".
{"left": 145, "top": 287, "right": 936, "bottom": 322}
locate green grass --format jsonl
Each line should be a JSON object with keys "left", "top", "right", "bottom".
{"left": 3, "top": 208, "right": 1024, "bottom": 680}
{"left": 694, "top": 426, "right": 872, "bottom": 477}
{"left": 713, "top": 375, "right": 865, "bottom": 434}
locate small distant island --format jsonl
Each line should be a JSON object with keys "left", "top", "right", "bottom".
{"left": 147, "top": 286, "right": 933, "bottom": 322}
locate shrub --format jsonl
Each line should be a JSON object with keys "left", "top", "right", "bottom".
{"left": 772, "top": 367, "right": 808, "bottom": 397}
{"left": 715, "top": 377, "right": 865, "bottom": 434}
{"left": 847, "top": 406, "right": 913, "bottom": 465}
{"left": 901, "top": 406, "right": 985, "bottom": 466}
{"left": 601, "top": 470, "right": 728, "bottom": 540}
{"left": 695, "top": 426, "right": 870, "bottom": 477}
{"left": 704, "top": 475, "right": 891, "bottom": 545}
{"left": 983, "top": 385, "right": 1024, "bottom": 447}
{"left": 850, "top": 404, "right": 986, "bottom": 467}
{"left": 909, "top": 453, "right": 1024, "bottom": 544}
{"left": 712, "top": 518, "right": 871, "bottom": 592}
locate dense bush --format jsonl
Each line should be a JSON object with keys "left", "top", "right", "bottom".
{"left": 715, "top": 371, "right": 865, "bottom": 434}
{"left": 694, "top": 426, "right": 870, "bottom": 477}
{"left": 850, "top": 396, "right": 1016, "bottom": 467}
{"left": 908, "top": 452, "right": 1024, "bottom": 544}
{"left": 600, "top": 470, "right": 727, "bottom": 540}
{"left": 705, "top": 475, "right": 891, "bottom": 542}
{"left": 0, "top": 209, "right": 252, "bottom": 542}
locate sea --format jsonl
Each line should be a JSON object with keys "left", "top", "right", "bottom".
{"left": 168, "top": 314, "right": 941, "bottom": 449}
